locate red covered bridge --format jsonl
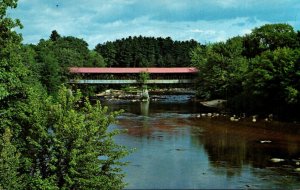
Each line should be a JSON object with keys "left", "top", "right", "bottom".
{"left": 69, "top": 67, "right": 198, "bottom": 84}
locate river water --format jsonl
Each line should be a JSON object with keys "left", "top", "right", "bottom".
{"left": 103, "top": 95, "right": 300, "bottom": 189}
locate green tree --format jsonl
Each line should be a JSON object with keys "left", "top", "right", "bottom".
{"left": 46, "top": 86, "right": 127, "bottom": 189}
{"left": 191, "top": 37, "right": 248, "bottom": 100}
{"left": 35, "top": 34, "right": 97, "bottom": 95}
{"left": 87, "top": 51, "right": 106, "bottom": 67}
{"left": 11, "top": 84, "right": 58, "bottom": 189}
{"left": 0, "top": 128, "right": 22, "bottom": 190}
{"left": 1, "top": 1, "right": 129, "bottom": 189}
{"left": 0, "top": 0, "right": 27, "bottom": 105}
{"left": 243, "top": 48, "right": 300, "bottom": 115}
{"left": 95, "top": 36, "right": 198, "bottom": 67}
{"left": 95, "top": 42, "right": 117, "bottom": 67}
{"left": 50, "top": 30, "right": 61, "bottom": 41}
{"left": 20, "top": 45, "right": 40, "bottom": 81}
{"left": 243, "top": 23, "right": 298, "bottom": 57}
{"left": 10, "top": 85, "right": 128, "bottom": 189}
{"left": 138, "top": 71, "right": 150, "bottom": 84}
{"left": 35, "top": 40, "right": 62, "bottom": 94}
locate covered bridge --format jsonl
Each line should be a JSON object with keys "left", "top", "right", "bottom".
{"left": 69, "top": 67, "right": 198, "bottom": 84}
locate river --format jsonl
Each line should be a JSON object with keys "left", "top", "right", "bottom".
{"left": 103, "top": 95, "right": 300, "bottom": 189}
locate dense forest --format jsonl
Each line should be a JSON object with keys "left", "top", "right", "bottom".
{"left": 95, "top": 36, "right": 199, "bottom": 67}
{"left": 191, "top": 23, "right": 300, "bottom": 121}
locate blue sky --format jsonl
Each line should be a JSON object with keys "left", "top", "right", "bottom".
{"left": 9, "top": 0, "right": 300, "bottom": 48}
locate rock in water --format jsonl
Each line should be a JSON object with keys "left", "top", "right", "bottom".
{"left": 270, "top": 158, "right": 285, "bottom": 163}
{"left": 200, "top": 99, "right": 226, "bottom": 109}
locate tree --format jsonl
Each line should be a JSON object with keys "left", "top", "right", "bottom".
{"left": 0, "top": 128, "right": 22, "bottom": 190}
{"left": 95, "top": 42, "right": 117, "bottom": 67}
{"left": 35, "top": 40, "right": 62, "bottom": 94}
{"left": 0, "top": 0, "right": 40, "bottom": 188}
{"left": 55, "top": 38, "right": 87, "bottom": 66}
{"left": 35, "top": 34, "right": 99, "bottom": 95}
{"left": 0, "top": 0, "right": 27, "bottom": 105}
{"left": 95, "top": 36, "right": 199, "bottom": 67}
{"left": 87, "top": 51, "right": 106, "bottom": 67}
{"left": 243, "top": 48, "right": 300, "bottom": 115}
{"left": 243, "top": 23, "right": 298, "bottom": 57}
{"left": 46, "top": 86, "right": 127, "bottom": 189}
{"left": 50, "top": 30, "right": 61, "bottom": 41}
{"left": 9, "top": 85, "right": 128, "bottom": 189}
{"left": 1, "top": 1, "right": 129, "bottom": 189}
{"left": 191, "top": 37, "right": 248, "bottom": 100}
{"left": 138, "top": 71, "right": 150, "bottom": 84}
{"left": 20, "top": 45, "right": 40, "bottom": 81}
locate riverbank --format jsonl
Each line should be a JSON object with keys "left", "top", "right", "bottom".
{"left": 191, "top": 113, "right": 300, "bottom": 135}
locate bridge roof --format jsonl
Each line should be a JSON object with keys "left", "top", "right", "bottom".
{"left": 69, "top": 67, "right": 198, "bottom": 74}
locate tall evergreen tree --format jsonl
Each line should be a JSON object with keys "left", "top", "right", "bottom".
{"left": 50, "top": 30, "right": 61, "bottom": 41}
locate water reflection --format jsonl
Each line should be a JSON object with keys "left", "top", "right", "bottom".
{"left": 191, "top": 119, "right": 300, "bottom": 167}
{"left": 106, "top": 98, "right": 300, "bottom": 189}
{"left": 140, "top": 101, "right": 149, "bottom": 116}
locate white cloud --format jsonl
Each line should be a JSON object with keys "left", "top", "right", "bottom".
{"left": 214, "top": 0, "right": 240, "bottom": 8}
{"left": 10, "top": 0, "right": 300, "bottom": 48}
{"left": 76, "top": 16, "right": 267, "bottom": 47}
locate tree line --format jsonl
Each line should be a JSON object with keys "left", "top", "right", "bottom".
{"left": 191, "top": 23, "right": 300, "bottom": 121}
{"left": 95, "top": 36, "right": 199, "bottom": 67}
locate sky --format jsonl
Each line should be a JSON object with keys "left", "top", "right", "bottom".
{"left": 9, "top": 0, "right": 300, "bottom": 48}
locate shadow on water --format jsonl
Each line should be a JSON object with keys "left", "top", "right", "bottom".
{"left": 103, "top": 95, "right": 300, "bottom": 189}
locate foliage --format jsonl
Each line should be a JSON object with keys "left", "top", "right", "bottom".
{"left": 138, "top": 71, "right": 150, "bottom": 84}
{"left": 87, "top": 50, "right": 106, "bottom": 67}
{"left": 95, "top": 36, "right": 199, "bottom": 67}
{"left": 191, "top": 37, "right": 248, "bottom": 100}
{"left": 243, "top": 48, "right": 300, "bottom": 114}
{"left": 192, "top": 23, "right": 300, "bottom": 120}
{"left": 43, "top": 86, "right": 127, "bottom": 189}
{"left": 3, "top": 84, "right": 128, "bottom": 189}
{"left": 35, "top": 39, "right": 62, "bottom": 94}
{"left": 0, "top": 0, "right": 27, "bottom": 102}
{"left": 243, "top": 23, "right": 298, "bottom": 58}
{"left": 0, "top": 128, "right": 22, "bottom": 190}
{"left": 1, "top": 1, "right": 128, "bottom": 189}
{"left": 50, "top": 30, "right": 61, "bottom": 41}
{"left": 33, "top": 31, "right": 107, "bottom": 95}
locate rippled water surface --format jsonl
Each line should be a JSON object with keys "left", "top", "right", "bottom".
{"left": 104, "top": 95, "right": 300, "bottom": 189}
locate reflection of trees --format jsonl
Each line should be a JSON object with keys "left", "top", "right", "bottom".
{"left": 140, "top": 101, "right": 149, "bottom": 116}
{"left": 192, "top": 125, "right": 247, "bottom": 177}
{"left": 191, "top": 119, "right": 300, "bottom": 178}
